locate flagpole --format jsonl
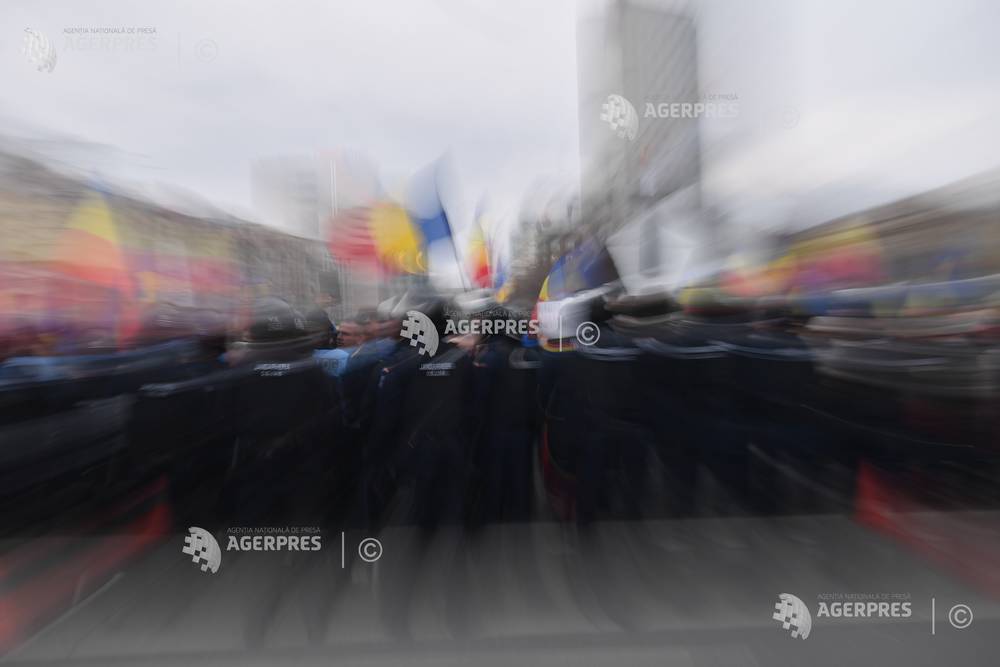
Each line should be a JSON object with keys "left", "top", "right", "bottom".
{"left": 329, "top": 159, "right": 338, "bottom": 217}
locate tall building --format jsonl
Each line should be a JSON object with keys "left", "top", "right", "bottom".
{"left": 316, "top": 151, "right": 382, "bottom": 317}
{"left": 251, "top": 156, "right": 322, "bottom": 239}
{"left": 251, "top": 151, "right": 380, "bottom": 240}
{"left": 577, "top": 0, "right": 704, "bottom": 282}
{"left": 251, "top": 151, "right": 382, "bottom": 317}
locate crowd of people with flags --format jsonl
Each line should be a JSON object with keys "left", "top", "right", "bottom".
{"left": 325, "top": 160, "right": 494, "bottom": 289}
{"left": 3, "top": 147, "right": 1000, "bottom": 650}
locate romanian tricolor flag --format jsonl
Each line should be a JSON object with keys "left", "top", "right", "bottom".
{"left": 535, "top": 252, "right": 574, "bottom": 352}
{"left": 370, "top": 202, "right": 426, "bottom": 274}
{"left": 50, "top": 192, "right": 131, "bottom": 292}
{"left": 538, "top": 253, "right": 570, "bottom": 302}
{"left": 327, "top": 203, "right": 428, "bottom": 276}
{"left": 406, "top": 159, "right": 462, "bottom": 283}
{"left": 46, "top": 191, "right": 140, "bottom": 345}
{"left": 407, "top": 161, "right": 453, "bottom": 247}
{"left": 535, "top": 240, "right": 619, "bottom": 351}
{"left": 493, "top": 257, "right": 511, "bottom": 302}
{"left": 538, "top": 240, "right": 617, "bottom": 302}
{"left": 327, "top": 207, "right": 380, "bottom": 271}
{"left": 466, "top": 219, "right": 491, "bottom": 288}
{"left": 326, "top": 160, "right": 460, "bottom": 279}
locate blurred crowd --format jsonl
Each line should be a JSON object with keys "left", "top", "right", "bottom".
{"left": 4, "top": 142, "right": 1000, "bottom": 655}
{"left": 4, "top": 269, "right": 998, "bottom": 534}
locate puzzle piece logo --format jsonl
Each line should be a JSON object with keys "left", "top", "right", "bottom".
{"left": 23, "top": 28, "right": 57, "bottom": 73}
{"left": 600, "top": 94, "right": 637, "bottom": 141}
{"left": 400, "top": 310, "right": 439, "bottom": 357}
{"left": 182, "top": 526, "right": 222, "bottom": 574}
{"left": 772, "top": 593, "right": 812, "bottom": 639}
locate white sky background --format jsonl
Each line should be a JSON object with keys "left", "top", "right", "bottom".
{"left": 694, "top": 0, "right": 1000, "bottom": 239}
{"left": 1, "top": 0, "right": 581, "bottom": 242}
{"left": 5, "top": 0, "right": 1000, "bottom": 259}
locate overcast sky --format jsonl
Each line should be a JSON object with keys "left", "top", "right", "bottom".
{"left": 2, "top": 0, "right": 581, "bottom": 236}
{"left": 694, "top": 0, "right": 1000, "bottom": 234}
{"left": 5, "top": 0, "right": 1000, "bottom": 249}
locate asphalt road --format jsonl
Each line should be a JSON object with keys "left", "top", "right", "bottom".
{"left": 5, "top": 512, "right": 999, "bottom": 667}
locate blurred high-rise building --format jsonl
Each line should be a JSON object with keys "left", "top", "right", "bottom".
{"left": 577, "top": 0, "right": 706, "bottom": 284}
{"left": 317, "top": 151, "right": 382, "bottom": 318}
{"left": 251, "top": 156, "right": 322, "bottom": 239}
{"left": 251, "top": 151, "right": 380, "bottom": 240}
{"left": 251, "top": 151, "right": 382, "bottom": 318}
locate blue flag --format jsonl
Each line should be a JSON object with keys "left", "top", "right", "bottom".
{"left": 407, "top": 161, "right": 453, "bottom": 245}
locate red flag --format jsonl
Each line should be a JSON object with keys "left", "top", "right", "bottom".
{"left": 327, "top": 207, "right": 379, "bottom": 269}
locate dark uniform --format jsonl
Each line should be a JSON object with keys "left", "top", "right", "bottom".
{"left": 474, "top": 334, "right": 540, "bottom": 523}
{"left": 397, "top": 343, "right": 475, "bottom": 529}
{"left": 356, "top": 339, "right": 421, "bottom": 528}
{"left": 225, "top": 298, "right": 340, "bottom": 525}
